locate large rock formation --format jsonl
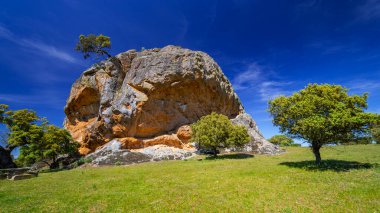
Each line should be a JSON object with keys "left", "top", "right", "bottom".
{"left": 64, "top": 45, "right": 280, "bottom": 158}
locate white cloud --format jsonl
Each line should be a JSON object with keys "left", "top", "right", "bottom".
{"left": 258, "top": 81, "right": 293, "bottom": 101}
{"left": 0, "top": 90, "right": 65, "bottom": 109}
{"left": 232, "top": 63, "right": 262, "bottom": 91}
{"left": 346, "top": 80, "right": 380, "bottom": 95}
{"left": 0, "top": 25, "right": 77, "bottom": 63}
{"left": 357, "top": 0, "right": 380, "bottom": 21}
{"left": 296, "top": 0, "right": 321, "bottom": 9}
{"left": 232, "top": 62, "right": 294, "bottom": 102}
{"left": 0, "top": 25, "right": 13, "bottom": 40}
{"left": 307, "top": 40, "right": 359, "bottom": 55}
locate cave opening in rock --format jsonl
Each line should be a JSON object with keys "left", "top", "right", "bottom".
{"left": 65, "top": 87, "right": 101, "bottom": 124}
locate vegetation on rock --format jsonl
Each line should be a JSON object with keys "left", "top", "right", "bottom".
{"left": 268, "top": 84, "right": 379, "bottom": 164}
{"left": 75, "top": 34, "right": 111, "bottom": 59}
{"left": 268, "top": 134, "right": 299, "bottom": 147}
{"left": 191, "top": 112, "right": 250, "bottom": 157}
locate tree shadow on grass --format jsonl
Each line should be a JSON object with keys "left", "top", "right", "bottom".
{"left": 39, "top": 168, "right": 68, "bottom": 173}
{"left": 205, "top": 153, "right": 254, "bottom": 160}
{"left": 279, "top": 160, "right": 377, "bottom": 172}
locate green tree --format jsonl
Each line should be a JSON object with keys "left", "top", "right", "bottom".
{"left": 75, "top": 34, "right": 111, "bottom": 59}
{"left": 0, "top": 105, "right": 42, "bottom": 168}
{"left": 268, "top": 84, "right": 377, "bottom": 164}
{"left": 0, "top": 104, "right": 79, "bottom": 169}
{"left": 18, "top": 125, "right": 79, "bottom": 169}
{"left": 372, "top": 124, "right": 380, "bottom": 144}
{"left": 191, "top": 112, "right": 250, "bottom": 157}
{"left": 268, "top": 135, "right": 296, "bottom": 147}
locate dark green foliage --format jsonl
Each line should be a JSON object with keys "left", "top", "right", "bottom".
{"left": 0, "top": 104, "right": 8, "bottom": 123}
{"left": 75, "top": 34, "right": 111, "bottom": 59}
{"left": 268, "top": 135, "right": 296, "bottom": 147}
{"left": 191, "top": 112, "right": 250, "bottom": 157}
{"left": 0, "top": 105, "right": 42, "bottom": 168}
{"left": 0, "top": 104, "right": 79, "bottom": 169}
{"left": 2, "top": 108, "right": 41, "bottom": 150}
{"left": 73, "top": 157, "right": 92, "bottom": 168}
{"left": 372, "top": 124, "right": 380, "bottom": 144}
{"left": 268, "top": 84, "right": 378, "bottom": 164}
{"left": 17, "top": 125, "right": 79, "bottom": 168}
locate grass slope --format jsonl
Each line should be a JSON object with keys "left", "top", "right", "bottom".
{"left": 1, "top": 145, "right": 379, "bottom": 212}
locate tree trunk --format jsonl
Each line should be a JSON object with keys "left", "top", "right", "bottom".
{"left": 213, "top": 147, "right": 218, "bottom": 158}
{"left": 105, "top": 52, "right": 112, "bottom": 58}
{"left": 312, "top": 144, "right": 322, "bottom": 165}
{"left": 50, "top": 156, "right": 59, "bottom": 169}
{"left": 0, "top": 146, "right": 16, "bottom": 169}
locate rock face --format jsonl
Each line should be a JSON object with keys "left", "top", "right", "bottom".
{"left": 64, "top": 45, "right": 280, "bottom": 157}
{"left": 0, "top": 168, "right": 38, "bottom": 181}
{"left": 231, "top": 113, "right": 282, "bottom": 154}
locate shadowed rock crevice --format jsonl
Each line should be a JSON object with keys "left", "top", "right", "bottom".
{"left": 65, "top": 87, "right": 100, "bottom": 124}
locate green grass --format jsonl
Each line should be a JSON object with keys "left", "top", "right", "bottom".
{"left": 1, "top": 145, "right": 379, "bottom": 212}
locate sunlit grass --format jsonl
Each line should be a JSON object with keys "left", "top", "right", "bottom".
{"left": 0, "top": 144, "right": 379, "bottom": 212}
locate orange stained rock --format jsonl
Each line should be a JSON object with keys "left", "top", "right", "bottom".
{"left": 143, "top": 134, "right": 183, "bottom": 149}
{"left": 79, "top": 147, "right": 92, "bottom": 155}
{"left": 176, "top": 125, "right": 192, "bottom": 143}
{"left": 119, "top": 137, "right": 144, "bottom": 149}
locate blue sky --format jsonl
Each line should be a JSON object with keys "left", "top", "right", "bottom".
{"left": 0, "top": 0, "right": 380, "bottom": 143}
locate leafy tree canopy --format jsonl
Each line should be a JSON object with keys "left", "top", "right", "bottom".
{"left": 268, "top": 135, "right": 298, "bottom": 147}
{"left": 1, "top": 107, "right": 42, "bottom": 151}
{"left": 75, "top": 34, "right": 111, "bottom": 59}
{"left": 0, "top": 104, "right": 79, "bottom": 169}
{"left": 268, "top": 84, "right": 378, "bottom": 164}
{"left": 191, "top": 112, "right": 250, "bottom": 157}
{"left": 18, "top": 125, "right": 79, "bottom": 168}
{"left": 372, "top": 123, "right": 380, "bottom": 144}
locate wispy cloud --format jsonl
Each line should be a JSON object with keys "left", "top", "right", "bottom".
{"left": 176, "top": 14, "right": 189, "bottom": 41}
{"left": 232, "top": 63, "right": 262, "bottom": 91}
{"left": 295, "top": 0, "right": 321, "bottom": 10}
{"left": 346, "top": 79, "right": 380, "bottom": 95}
{"left": 0, "top": 90, "right": 66, "bottom": 109}
{"left": 357, "top": 0, "right": 380, "bottom": 21}
{"left": 0, "top": 25, "right": 77, "bottom": 63}
{"left": 258, "top": 81, "right": 293, "bottom": 101}
{"left": 307, "top": 40, "right": 359, "bottom": 55}
{"left": 232, "top": 63, "right": 294, "bottom": 102}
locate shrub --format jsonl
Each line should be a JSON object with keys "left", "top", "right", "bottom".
{"left": 268, "top": 135, "right": 295, "bottom": 147}
{"left": 191, "top": 112, "right": 250, "bottom": 157}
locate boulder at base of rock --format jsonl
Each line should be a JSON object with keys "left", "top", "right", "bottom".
{"left": 137, "top": 145, "right": 195, "bottom": 161}
{"left": 231, "top": 113, "right": 283, "bottom": 154}
{"left": 85, "top": 139, "right": 195, "bottom": 166}
{"left": 10, "top": 174, "right": 34, "bottom": 181}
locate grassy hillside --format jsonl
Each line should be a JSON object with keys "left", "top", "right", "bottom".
{"left": 1, "top": 145, "right": 379, "bottom": 212}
